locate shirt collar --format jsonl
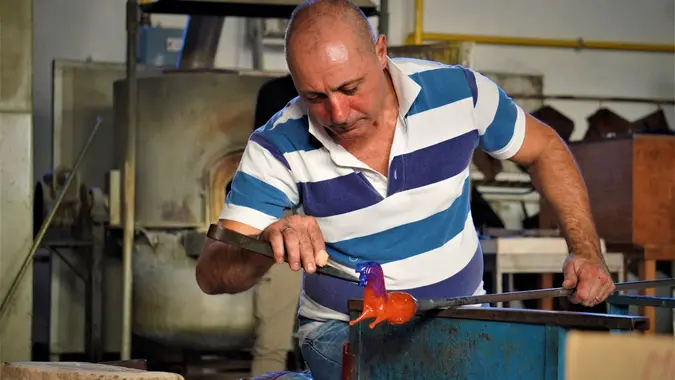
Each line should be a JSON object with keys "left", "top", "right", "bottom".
{"left": 305, "top": 56, "right": 422, "bottom": 162}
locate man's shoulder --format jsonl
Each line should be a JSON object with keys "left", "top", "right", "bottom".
{"left": 391, "top": 57, "right": 474, "bottom": 98}
{"left": 251, "top": 101, "right": 319, "bottom": 155}
{"left": 390, "top": 58, "right": 476, "bottom": 114}
{"left": 390, "top": 57, "right": 471, "bottom": 77}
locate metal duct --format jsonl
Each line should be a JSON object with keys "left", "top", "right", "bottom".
{"left": 177, "top": 15, "right": 224, "bottom": 69}
{"left": 379, "top": 0, "right": 389, "bottom": 37}
{"left": 140, "top": 0, "right": 378, "bottom": 18}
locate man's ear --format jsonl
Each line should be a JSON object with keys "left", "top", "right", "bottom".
{"left": 374, "top": 34, "right": 388, "bottom": 68}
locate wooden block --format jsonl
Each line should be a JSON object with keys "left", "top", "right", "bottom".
{"left": 564, "top": 330, "right": 675, "bottom": 380}
{"left": 0, "top": 362, "right": 184, "bottom": 380}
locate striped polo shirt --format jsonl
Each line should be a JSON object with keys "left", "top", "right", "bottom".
{"left": 220, "top": 56, "right": 526, "bottom": 325}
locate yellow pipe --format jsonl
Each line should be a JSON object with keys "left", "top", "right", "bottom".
{"left": 413, "top": 0, "right": 424, "bottom": 45}
{"left": 404, "top": 32, "right": 675, "bottom": 54}
{"left": 408, "top": 0, "right": 672, "bottom": 53}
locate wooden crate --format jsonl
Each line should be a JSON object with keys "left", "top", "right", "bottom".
{"left": 540, "top": 134, "right": 675, "bottom": 259}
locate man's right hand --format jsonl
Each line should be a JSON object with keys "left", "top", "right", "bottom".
{"left": 260, "top": 215, "right": 329, "bottom": 274}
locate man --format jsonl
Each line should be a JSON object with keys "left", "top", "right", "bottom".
{"left": 197, "top": 0, "right": 615, "bottom": 378}
{"left": 224, "top": 74, "right": 302, "bottom": 376}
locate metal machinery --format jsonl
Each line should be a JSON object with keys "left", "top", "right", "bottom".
{"left": 29, "top": 0, "right": 378, "bottom": 372}
{"left": 113, "top": 70, "right": 274, "bottom": 353}
{"left": 343, "top": 298, "right": 675, "bottom": 380}
{"left": 34, "top": 56, "right": 281, "bottom": 365}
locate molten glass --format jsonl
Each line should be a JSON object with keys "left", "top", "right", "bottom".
{"left": 348, "top": 262, "right": 418, "bottom": 329}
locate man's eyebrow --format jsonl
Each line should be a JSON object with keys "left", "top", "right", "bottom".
{"left": 335, "top": 77, "right": 364, "bottom": 90}
{"left": 301, "top": 77, "right": 365, "bottom": 96}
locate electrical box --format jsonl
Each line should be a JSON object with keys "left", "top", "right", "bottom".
{"left": 137, "top": 26, "right": 185, "bottom": 67}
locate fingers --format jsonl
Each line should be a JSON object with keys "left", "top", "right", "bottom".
{"left": 266, "top": 228, "right": 286, "bottom": 264}
{"left": 261, "top": 216, "right": 327, "bottom": 273}
{"left": 298, "top": 231, "right": 316, "bottom": 273}
{"left": 563, "top": 256, "right": 617, "bottom": 307}
{"left": 562, "top": 257, "right": 581, "bottom": 304}
{"left": 578, "top": 275, "right": 601, "bottom": 307}
{"left": 308, "top": 222, "right": 328, "bottom": 268}
{"left": 282, "top": 226, "right": 302, "bottom": 271}
{"left": 565, "top": 260, "right": 616, "bottom": 307}
{"left": 561, "top": 258, "right": 578, "bottom": 290}
{"left": 597, "top": 278, "right": 616, "bottom": 302}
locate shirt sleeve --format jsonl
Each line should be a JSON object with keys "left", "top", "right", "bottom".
{"left": 219, "top": 132, "right": 299, "bottom": 231}
{"left": 463, "top": 68, "right": 527, "bottom": 160}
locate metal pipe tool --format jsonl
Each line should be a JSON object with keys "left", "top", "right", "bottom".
{"left": 206, "top": 223, "right": 358, "bottom": 283}
{"left": 416, "top": 278, "right": 675, "bottom": 311}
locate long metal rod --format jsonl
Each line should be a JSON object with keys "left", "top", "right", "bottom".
{"left": 606, "top": 294, "right": 675, "bottom": 308}
{"left": 121, "top": 0, "right": 138, "bottom": 361}
{"left": 0, "top": 117, "right": 103, "bottom": 322}
{"left": 417, "top": 278, "right": 675, "bottom": 311}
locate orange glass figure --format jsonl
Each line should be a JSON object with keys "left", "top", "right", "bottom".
{"left": 348, "top": 262, "right": 418, "bottom": 329}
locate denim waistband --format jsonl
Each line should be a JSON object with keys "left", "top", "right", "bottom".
{"left": 298, "top": 315, "right": 321, "bottom": 328}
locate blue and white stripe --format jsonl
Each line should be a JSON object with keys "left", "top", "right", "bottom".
{"left": 220, "top": 56, "right": 526, "bottom": 323}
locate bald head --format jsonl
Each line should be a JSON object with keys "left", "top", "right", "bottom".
{"left": 283, "top": 0, "right": 392, "bottom": 141}
{"left": 284, "top": 0, "right": 377, "bottom": 64}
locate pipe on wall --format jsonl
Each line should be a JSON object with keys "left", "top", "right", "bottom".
{"left": 177, "top": 16, "right": 225, "bottom": 69}
{"left": 247, "top": 18, "right": 264, "bottom": 70}
{"left": 122, "top": 0, "right": 139, "bottom": 361}
{"left": 408, "top": 0, "right": 675, "bottom": 54}
{"left": 405, "top": 32, "right": 675, "bottom": 53}
{"left": 413, "top": 0, "right": 424, "bottom": 45}
{"left": 378, "top": 0, "right": 389, "bottom": 38}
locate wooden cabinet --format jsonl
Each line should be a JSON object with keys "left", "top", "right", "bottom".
{"left": 540, "top": 134, "right": 675, "bottom": 258}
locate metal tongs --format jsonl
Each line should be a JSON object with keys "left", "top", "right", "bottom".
{"left": 206, "top": 223, "right": 359, "bottom": 283}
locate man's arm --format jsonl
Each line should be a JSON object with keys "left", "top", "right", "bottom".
{"left": 467, "top": 67, "right": 600, "bottom": 257}
{"left": 467, "top": 68, "right": 615, "bottom": 306}
{"left": 196, "top": 129, "right": 299, "bottom": 295}
{"left": 509, "top": 116, "right": 602, "bottom": 261}
{"left": 196, "top": 220, "right": 273, "bottom": 295}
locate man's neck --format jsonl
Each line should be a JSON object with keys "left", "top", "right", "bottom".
{"left": 337, "top": 72, "right": 400, "bottom": 175}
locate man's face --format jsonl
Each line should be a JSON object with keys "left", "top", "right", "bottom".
{"left": 289, "top": 33, "right": 389, "bottom": 141}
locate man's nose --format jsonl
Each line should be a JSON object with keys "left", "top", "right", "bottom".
{"left": 326, "top": 95, "right": 348, "bottom": 124}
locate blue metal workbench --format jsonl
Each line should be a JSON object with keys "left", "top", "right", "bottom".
{"left": 343, "top": 296, "right": 674, "bottom": 380}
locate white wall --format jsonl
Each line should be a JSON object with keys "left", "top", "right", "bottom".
{"left": 33, "top": 0, "right": 675, "bottom": 177}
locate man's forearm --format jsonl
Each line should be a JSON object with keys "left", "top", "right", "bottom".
{"left": 528, "top": 136, "right": 603, "bottom": 260}
{"left": 196, "top": 239, "right": 274, "bottom": 294}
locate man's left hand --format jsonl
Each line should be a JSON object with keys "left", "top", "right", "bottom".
{"left": 562, "top": 254, "right": 616, "bottom": 307}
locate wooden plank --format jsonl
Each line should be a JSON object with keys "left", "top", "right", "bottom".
{"left": 564, "top": 331, "right": 675, "bottom": 380}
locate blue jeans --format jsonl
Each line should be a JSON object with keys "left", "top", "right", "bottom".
{"left": 298, "top": 317, "right": 350, "bottom": 380}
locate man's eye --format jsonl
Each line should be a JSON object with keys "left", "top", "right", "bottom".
{"left": 343, "top": 87, "right": 357, "bottom": 95}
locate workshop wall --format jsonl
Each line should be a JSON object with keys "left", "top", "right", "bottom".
{"left": 32, "top": 0, "right": 675, "bottom": 179}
